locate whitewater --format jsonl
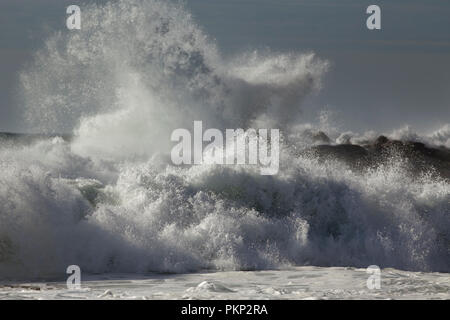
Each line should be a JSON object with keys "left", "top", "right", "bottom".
{"left": 0, "top": 0, "right": 449, "bottom": 299}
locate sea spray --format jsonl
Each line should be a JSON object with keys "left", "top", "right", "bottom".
{"left": 0, "top": 0, "right": 448, "bottom": 279}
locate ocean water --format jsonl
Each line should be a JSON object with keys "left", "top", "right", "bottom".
{"left": 1, "top": 267, "right": 449, "bottom": 300}
{"left": 0, "top": 0, "right": 449, "bottom": 298}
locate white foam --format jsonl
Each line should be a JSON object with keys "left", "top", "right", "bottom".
{"left": 1, "top": 0, "right": 448, "bottom": 280}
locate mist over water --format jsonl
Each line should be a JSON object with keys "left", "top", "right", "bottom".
{"left": 19, "top": 0, "right": 327, "bottom": 159}
{"left": 0, "top": 0, "right": 448, "bottom": 279}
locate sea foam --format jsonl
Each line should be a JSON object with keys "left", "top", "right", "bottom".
{"left": 0, "top": 0, "right": 448, "bottom": 279}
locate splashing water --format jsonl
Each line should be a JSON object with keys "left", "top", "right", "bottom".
{"left": 0, "top": 0, "right": 448, "bottom": 279}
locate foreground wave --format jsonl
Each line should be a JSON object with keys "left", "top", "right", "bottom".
{"left": 0, "top": 130, "right": 449, "bottom": 278}
{"left": 1, "top": 267, "right": 449, "bottom": 299}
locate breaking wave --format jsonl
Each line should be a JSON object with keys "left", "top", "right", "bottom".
{"left": 0, "top": 0, "right": 448, "bottom": 279}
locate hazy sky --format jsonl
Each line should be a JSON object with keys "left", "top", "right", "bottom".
{"left": 1, "top": 0, "right": 449, "bottom": 133}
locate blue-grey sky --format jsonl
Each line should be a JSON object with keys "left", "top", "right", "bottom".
{"left": 1, "top": 0, "right": 449, "bottom": 133}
